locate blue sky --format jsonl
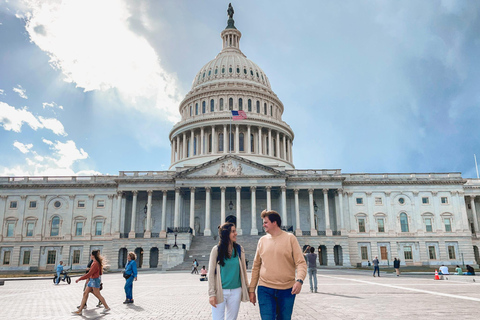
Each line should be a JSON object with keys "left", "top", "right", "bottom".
{"left": 1, "top": 0, "right": 479, "bottom": 177}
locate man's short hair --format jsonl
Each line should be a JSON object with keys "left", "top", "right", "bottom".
{"left": 260, "top": 210, "right": 282, "bottom": 228}
{"left": 310, "top": 247, "right": 315, "bottom": 253}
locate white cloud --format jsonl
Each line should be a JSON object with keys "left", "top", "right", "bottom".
{"left": 42, "top": 101, "right": 63, "bottom": 110}
{"left": 13, "top": 84, "right": 28, "bottom": 99}
{"left": 0, "top": 89, "right": 4, "bottom": 95}
{"left": 18, "top": 0, "right": 181, "bottom": 123}
{"left": 0, "top": 101, "right": 66, "bottom": 136}
{"left": 13, "top": 141, "right": 33, "bottom": 154}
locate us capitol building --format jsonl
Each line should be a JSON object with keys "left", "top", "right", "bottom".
{"left": 1, "top": 9, "right": 480, "bottom": 271}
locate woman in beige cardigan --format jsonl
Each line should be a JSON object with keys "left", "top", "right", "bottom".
{"left": 208, "top": 222, "right": 249, "bottom": 320}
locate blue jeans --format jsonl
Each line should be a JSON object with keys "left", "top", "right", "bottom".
{"left": 373, "top": 266, "right": 380, "bottom": 276}
{"left": 55, "top": 272, "right": 63, "bottom": 284}
{"left": 308, "top": 268, "right": 317, "bottom": 291}
{"left": 257, "top": 286, "right": 296, "bottom": 320}
{"left": 124, "top": 275, "right": 134, "bottom": 299}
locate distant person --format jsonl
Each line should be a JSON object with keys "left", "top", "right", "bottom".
{"left": 72, "top": 250, "right": 110, "bottom": 315}
{"left": 304, "top": 246, "right": 318, "bottom": 293}
{"left": 123, "top": 252, "right": 138, "bottom": 304}
{"left": 55, "top": 261, "right": 67, "bottom": 285}
{"left": 439, "top": 264, "right": 449, "bottom": 275}
{"left": 465, "top": 265, "right": 475, "bottom": 275}
{"left": 372, "top": 256, "right": 380, "bottom": 277}
{"left": 393, "top": 258, "right": 400, "bottom": 276}
{"left": 208, "top": 222, "right": 249, "bottom": 320}
{"left": 192, "top": 259, "right": 199, "bottom": 274}
{"left": 455, "top": 265, "right": 463, "bottom": 275}
{"left": 200, "top": 266, "right": 208, "bottom": 280}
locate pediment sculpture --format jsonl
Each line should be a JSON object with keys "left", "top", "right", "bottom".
{"left": 216, "top": 160, "right": 243, "bottom": 176}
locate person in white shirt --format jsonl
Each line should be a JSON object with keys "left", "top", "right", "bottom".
{"left": 439, "top": 265, "right": 449, "bottom": 275}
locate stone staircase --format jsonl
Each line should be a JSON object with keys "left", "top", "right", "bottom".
{"left": 167, "top": 234, "right": 264, "bottom": 271}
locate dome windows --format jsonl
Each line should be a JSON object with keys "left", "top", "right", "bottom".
{"left": 256, "top": 101, "right": 260, "bottom": 113}
{"left": 244, "top": 68, "right": 247, "bottom": 74}
{"left": 203, "top": 72, "right": 205, "bottom": 78}
{"left": 219, "top": 98, "right": 224, "bottom": 111}
{"left": 229, "top": 67, "right": 233, "bottom": 73}
{"left": 195, "top": 103, "right": 199, "bottom": 115}
{"left": 256, "top": 72, "right": 259, "bottom": 78}
{"left": 229, "top": 98, "right": 233, "bottom": 110}
{"left": 222, "top": 67, "right": 225, "bottom": 74}
{"left": 208, "top": 70, "right": 211, "bottom": 76}
{"left": 239, "top": 98, "right": 243, "bottom": 111}
{"left": 202, "top": 101, "right": 206, "bottom": 113}
{"left": 215, "top": 68, "right": 218, "bottom": 75}
{"left": 248, "top": 99, "right": 252, "bottom": 112}
{"left": 210, "top": 99, "right": 214, "bottom": 112}
{"left": 236, "top": 67, "right": 240, "bottom": 74}
{"left": 264, "top": 103, "right": 267, "bottom": 115}
{"left": 250, "top": 70, "right": 253, "bottom": 76}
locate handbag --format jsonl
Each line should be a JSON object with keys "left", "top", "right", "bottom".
{"left": 123, "top": 271, "right": 131, "bottom": 279}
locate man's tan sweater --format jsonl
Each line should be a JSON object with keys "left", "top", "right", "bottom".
{"left": 249, "top": 230, "right": 307, "bottom": 292}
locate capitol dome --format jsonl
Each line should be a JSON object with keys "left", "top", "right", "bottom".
{"left": 168, "top": 12, "right": 295, "bottom": 170}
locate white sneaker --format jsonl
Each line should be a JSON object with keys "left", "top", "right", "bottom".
{"left": 71, "top": 310, "right": 82, "bottom": 316}
{"left": 100, "top": 308, "right": 111, "bottom": 314}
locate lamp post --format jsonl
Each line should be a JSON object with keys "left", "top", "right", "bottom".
{"left": 228, "top": 200, "right": 234, "bottom": 211}
{"left": 314, "top": 201, "right": 318, "bottom": 212}
{"left": 173, "top": 232, "right": 178, "bottom": 249}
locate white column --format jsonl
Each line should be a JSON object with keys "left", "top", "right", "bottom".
{"left": 223, "top": 125, "right": 228, "bottom": 153}
{"left": 204, "top": 187, "right": 212, "bottom": 236}
{"left": 276, "top": 131, "right": 280, "bottom": 158}
{"left": 323, "top": 188, "right": 332, "bottom": 236}
{"left": 220, "top": 187, "right": 226, "bottom": 224}
{"left": 281, "top": 186, "right": 287, "bottom": 225}
{"left": 266, "top": 186, "right": 272, "bottom": 211}
{"left": 182, "top": 132, "right": 187, "bottom": 159}
{"left": 289, "top": 139, "right": 293, "bottom": 163}
{"left": 457, "top": 191, "right": 469, "bottom": 232}
{"left": 174, "top": 188, "right": 180, "bottom": 228}
{"left": 236, "top": 186, "right": 242, "bottom": 235}
{"left": 268, "top": 129, "right": 272, "bottom": 157}
{"left": 190, "top": 130, "right": 194, "bottom": 157}
{"left": 258, "top": 127, "right": 262, "bottom": 155}
{"left": 190, "top": 187, "right": 196, "bottom": 235}
{"left": 338, "top": 189, "right": 345, "bottom": 232}
{"left": 309, "top": 189, "right": 316, "bottom": 235}
{"left": 471, "top": 196, "right": 479, "bottom": 234}
{"left": 129, "top": 190, "right": 138, "bottom": 238}
{"left": 250, "top": 186, "right": 258, "bottom": 235}
{"left": 212, "top": 126, "right": 216, "bottom": 154}
{"left": 432, "top": 191, "right": 442, "bottom": 232}
{"left": 366, "top": 192, "right": 374, "bottom": 232}
{"left": 115, "top": 191, "right": 123, "bottom": 237}
{"left": 235, "top": 124, "right": 239, "bottom": 153}
{"left": 171, "top": 140, "right": 174, "bottom": 163}
{"left": 412, "top": 191, "right": 420, "bottom": 232}
{"left": 160, "top": 190, "right": 167, "bottom": 238}
{"left": 145, "top": 190, "right": 153, "bottom": 238}
{"left": 294, "top": 189, "right": 302, "bottom": 235}
{"left": 283, "top": 135, "right": 287, "bottom": 160}
{"left": 176, "top": 136, "right": 180, "bottom": 161}
{"left": 200, "top": 128, "right": 204, "bottom": 155}
{"left": 247, "top": 125, "right": 251, "bottom": 154}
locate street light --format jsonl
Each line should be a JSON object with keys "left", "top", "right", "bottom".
{"left": 173, "top": 232, "right": 178, "bottom": 249}
{"left": 143, "top": 204, "right": 147, "bottom": 214}
{"left": 228, "top": 200, "right": 234, "bottom": 211}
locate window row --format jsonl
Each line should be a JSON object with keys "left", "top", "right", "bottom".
{"left": 196, "top": 65, "right": 268, "bottom": 86}
{"left": 7, "top": 199, "right": 106, "bottom": 209}
{"left": 4, "top": 218, "right": 105, "bottom": 238}
{"left": 355, "top": 196, "right": 450, "bottom": 206}
{"left": 359, "top": 244, "right": 458, "bottom": 261}
{"left": 184, "top": 98, "right": 278, "bottom": 119}
{"left": 1, "top": 248, "right": 85, "bottom": 266}
{"left": 357, "top": 214, "right": 453, "bottom": 233}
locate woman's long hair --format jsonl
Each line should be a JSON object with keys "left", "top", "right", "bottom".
{"left": 92, "top": 250, "right": 105, "bottom": 271}
{"left": 217, "top": 222, "right": 237, "bottom": 267}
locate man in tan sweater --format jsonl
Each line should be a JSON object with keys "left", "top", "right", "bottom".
{"left": 249, "top": 210, "right": 307, "bottom": 320}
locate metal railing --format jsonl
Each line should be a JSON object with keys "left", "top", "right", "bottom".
{"left": 167, "top": 227, "right": 193, "bottom": 234}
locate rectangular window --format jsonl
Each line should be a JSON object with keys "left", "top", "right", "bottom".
{"left": 448, "top": 246, "right": 456, "bottom": 259}
{"left": 23, "top": 251, "right": 31, "bottom": 265}
{"left": 356, "top": 197, "right": 363, "bottom": 205}
{"left": 3, "top": 251, "right": 11, "bottom": 265}
{"left": 374, "top": 197, "right": 382, "bottom": 205}
{"left": 73, "top": 250, "right": 81, "bottom": 264}
{"left": 47, "top": 250, "right": 56, "bottom": 264}
{"left": 444, "top": 218, "right": 452, "bottom": 232}
{"left": 425, "top": 218, "right": 433, "bottom": 232}
{"left": 377, "top": 219, "right": 385, "bottom": 233}
{"left": 77, "top": 200, "right": 85, "bottom": 208}
{"left": 9, "top": 201, "right": 17, "bottom": 209}
{"left": 29, "top": 201, "right": 37, "bottom": 208}
{"left": 361, "top": 246, "right": 368, "bottom": 260}
{"left": 404, "top": 246, "right": 413, "bottom": 260}
{"left": 97, "top": 200, "right": 105, "bottom": 208}
{"left": 380, "top": 246, "right": 388, "bottom": 260}
{"left": 358, "top": 218, "right": 366, "bottom": 233}
{"left": 422, "top": 197, "right": 429, "bottom": 204}
{"left": 75, "top": 222, "right": 83, "bottom": 236}
{"left": 95, "top": 221, "right": 103, "bottom": 236}
{"left": 428, "top": 246, "right": 436, "bottom": 260}
{"left": 441, "top": 197, "right": 448, "bottom": 204}
{"left": 26, "top": 222, "right": 34, "bottom": 237}
{"left": 7, "top": 222, "right": 15, "bottom": 237}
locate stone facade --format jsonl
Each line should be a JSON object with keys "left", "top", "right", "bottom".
{"left": 1, "top": 10, "right": 480, "bottom": 271}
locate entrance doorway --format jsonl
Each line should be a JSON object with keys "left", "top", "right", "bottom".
{"left": 334, "top": 245, "right": 343, "bottom": 266}
{"left": 150, "top": 247, "right": 159, "bottom": 268}
{"left": 118, "top": 248, "right": 127, "bottom": 268}
{"left": 318, "top": 245, "right": 327, "bottom": 266}
{"left": 135, "top": 247, "right": 144, "bottom": 268}
{"left": 474, "top": 246, "right": 480, "bottom": 265}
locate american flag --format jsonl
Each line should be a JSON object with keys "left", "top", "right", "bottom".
{"left": 231, "top": 110, "right": 247, "bottom": 120}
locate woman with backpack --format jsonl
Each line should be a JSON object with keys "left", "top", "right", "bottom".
{"left": 123, "top": 251, "right": 138, "bottom": 304}
{"left": 208, "top": 222, "right": 249, "bottom": 320}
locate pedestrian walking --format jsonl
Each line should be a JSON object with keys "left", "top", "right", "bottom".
{"left": 123, "top": 251, "right": 138, "bottom": 304}
{"left": 192, "top": 259, "right": 199, "bottom": 274}
{"left": 373, "top": 256, "right": 380, "bottom": 277}
{"left": 249, "top": 210, "right": 307, "bottom": 320}
{"left": 393, "top": 258, "right": 400, "bottom": 276}
{"left": 208, "top": 222, "right": 249, "bottom": 320}
{"left": 72, "top": 250, "right": 110, "bottom": 315}
{"left": 304, "top": 247, "right": 318, "bottom": 292}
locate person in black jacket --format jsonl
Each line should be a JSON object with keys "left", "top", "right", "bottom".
{"left": 393, "top": 258, "right": 400, "bottom": 277}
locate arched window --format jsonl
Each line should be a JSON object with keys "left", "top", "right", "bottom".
{"left": 264, "top": 103, "right": 267, "bottom": 115}
{"left": 187, "top": 139, "right": 190, "bottom": 157}
{"left": 218, "top": 133, "right": 224, "bottom": 152}
{"left": 248, "top": 99, "right": 252, "bottom": 112}
{"left": 208, "top": 134, "right": 212, "bottom": 153}
{"left": 239, "top": 98, "right": 243, "bottom": 111}
{"left": 400, "top": 213, "right": 409, "bottom": 232}
{"left": 51, "top": 216, "right": 60, "bottom": 236}
{"left": 220, "top": 98, "right": 224, "bottom": 111}
{"left": 210, "top": 99, "right": 214, "bottom": 112}
{"left": 229, "top": 98, "right": 234, "bottom": 110}
{"left": 270, "top": 105, "right": 273, "bottom": 116}
{"left": 256, "top": 101, "right": 260, "bottom": 113}
{"left": 195, "top": 103, "right": 198, "bottom": 115}
{"left": 215, "top": 68, "right": 218, "bottom": 75}
{"left": 250, "top": 134, "right": 254, "bottom": 152}
{"left": 239, "top": 133, "right": 244, "bottom": 152}
{"left": 202, "top": 101, "right": 206, "bottom": 113}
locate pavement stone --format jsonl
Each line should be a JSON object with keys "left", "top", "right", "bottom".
{"left": 1, "top": 269, "right": 480, "bottom": 319}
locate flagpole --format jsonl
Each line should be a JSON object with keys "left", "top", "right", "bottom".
{"left": 475, "top": 154, "right": 479, "bottom": 179}
{"left": 229, "top": 112, "right": 232, "bottom": 154}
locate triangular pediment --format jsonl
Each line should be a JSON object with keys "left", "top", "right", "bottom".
{"left": 176, "top": 155, "right": 286, "bottom": 178}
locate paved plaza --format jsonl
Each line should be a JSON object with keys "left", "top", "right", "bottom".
{"left": 1, "top": 269, "right": 480, "bottom": 319}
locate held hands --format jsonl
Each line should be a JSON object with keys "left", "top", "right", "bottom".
{"left": 134, "top": 277, "right": 138, "bottom": 281}
{"left": 209, "top": 296, "right": 217, "bottom": 308}
{"left": 291, "top": 281, "right": 302, "bottom": 295}
{"left": 249, "top": 292, "right": 256, "bottom": 306}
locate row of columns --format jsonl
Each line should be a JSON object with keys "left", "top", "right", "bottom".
{"left": 469, "top": 195, "right": 479, "bottom": 233}
{"left": 170, "top": 125, "right": 293, "bottom": 163}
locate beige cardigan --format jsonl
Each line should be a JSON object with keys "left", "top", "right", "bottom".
{"left": 208, "top": 244, "right": 249, "bottom": 304}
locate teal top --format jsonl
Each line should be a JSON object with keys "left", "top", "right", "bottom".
{"left": 220, "top": 252, "right": 241, "bottom": 289}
